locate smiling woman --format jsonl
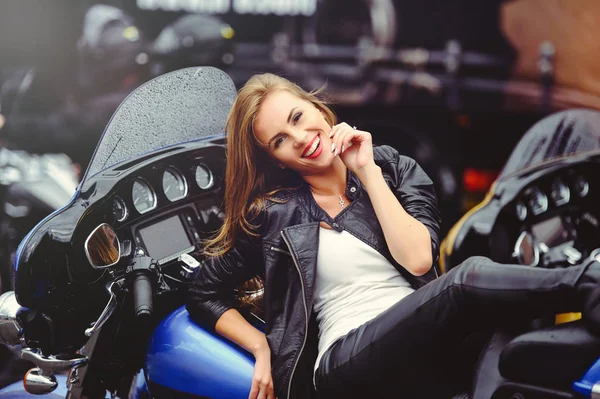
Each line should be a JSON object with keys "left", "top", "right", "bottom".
{"left": 187, "top": 73, "right": 600, "bottom": 399}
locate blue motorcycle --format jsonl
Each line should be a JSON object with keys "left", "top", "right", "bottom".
{"left": 0, "top": 67, "right": 600, "bottom": 399}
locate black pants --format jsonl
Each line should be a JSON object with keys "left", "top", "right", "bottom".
{"left": 314, "top": 256, "right": 595, "bottom": 399}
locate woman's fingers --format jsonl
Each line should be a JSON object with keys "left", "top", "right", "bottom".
{"left": 249, "top": 376, "right": 274, "bottom": 399}
{"left": 249, "top": 381, "right": 259, "bottom": 399}
{"left": 330, "top": 123, "right": 370, "bottom": 155}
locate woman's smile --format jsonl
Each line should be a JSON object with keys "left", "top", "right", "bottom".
{"left": 302, "top": 134, "right": 322, "bottom": 159}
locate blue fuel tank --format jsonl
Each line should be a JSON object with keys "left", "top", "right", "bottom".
{"left": 145, "top": 306, "right": 254, "bottom": 398}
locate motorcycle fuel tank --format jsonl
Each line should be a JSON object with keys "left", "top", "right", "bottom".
{"left": 145, "top": 306, "right": 254, "bottom": 398}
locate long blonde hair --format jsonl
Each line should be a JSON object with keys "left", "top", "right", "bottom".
{"left": 204, "top": 73, "right": 337, "bottom": 256}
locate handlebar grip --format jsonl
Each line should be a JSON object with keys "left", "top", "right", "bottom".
{"left": 133, "top": 273, "right": 153, "bottom": 318}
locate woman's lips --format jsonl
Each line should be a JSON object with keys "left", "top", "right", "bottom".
{"left": 302, "top": 135, "right": 323, "bottom": 159}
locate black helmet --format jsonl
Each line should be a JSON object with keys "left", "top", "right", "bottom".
{"left": 151, "top": 14, "right": 235, "bottom": 74}
{"left": 77, "top": 4, "right": 149, "bottom": 94}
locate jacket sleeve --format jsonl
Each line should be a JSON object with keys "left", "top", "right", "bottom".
{"left": 375, "top": 145, "right": 442, "bottom": 263}
{"left": 186, "top": 233, "right": 263, "bottom": 330}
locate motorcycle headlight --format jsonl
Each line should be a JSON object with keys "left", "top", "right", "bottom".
{"left": 0, "top": 291, "right": 23, "bottom": 346}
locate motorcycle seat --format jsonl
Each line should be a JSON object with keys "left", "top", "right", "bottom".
{"left": 498, "top": 320, "right": 600, "bottom": 389}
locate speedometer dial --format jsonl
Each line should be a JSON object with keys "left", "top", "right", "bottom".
{"left": 163, "top": 167, "right": 188, "bottom": 202}
{"left": 195, "top": 164, "right": 214, "bottom": 189}
{"left": 550, "top": 178, "right": 570, "bottom": 206}
{"left": 573, "top": 175, "right": 590, "bottom": 197}
{"left": 112, "top": 196, "right": 128, "bottom": 222}
{"left": 524, "top": 186, "right": 548, "bottom": 216}
{"left": 132, "top": 178, "right": 157, "bottom": 214}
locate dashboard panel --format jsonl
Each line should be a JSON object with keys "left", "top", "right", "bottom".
{"left": 500, "top": 163, "right": 599, "bottom": 268}
{"left": 83, "top": 143, "right": 227, "bottom": 284}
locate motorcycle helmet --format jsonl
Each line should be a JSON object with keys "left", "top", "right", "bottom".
{"left": 76, "top": 4, "right": 150, "bottom": 95}
{"left": 151, "top": 14, "right": 235, "bottom": 75}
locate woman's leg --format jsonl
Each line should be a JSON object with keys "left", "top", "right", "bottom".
{"left": 315, "top": 256, "right": 599, "bottom": 399}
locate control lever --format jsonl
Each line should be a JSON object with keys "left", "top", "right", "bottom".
{"left": 179, "top": 253, "right": 201, "bottom": 279}
{"left": 21, "top": 348, "right": 87, "bottom": 373}
{"left": 85, "top": 279, "right": 124, "bottom": 337}
{"left": 127, "top": 248, "right": 157, "bottom": 319}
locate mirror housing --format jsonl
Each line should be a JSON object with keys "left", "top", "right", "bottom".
{"left": 513, "top": 231, "right": 539, "bottom": 267}
{"left": 85, "top": 224, "right": 120, "bottom": 269}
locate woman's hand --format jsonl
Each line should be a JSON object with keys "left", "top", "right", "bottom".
{"left": 329, "top": 122, "right": 376, "bottom": 176}
{"left": 249, "top": 348, "right": 276, "bottom": 399}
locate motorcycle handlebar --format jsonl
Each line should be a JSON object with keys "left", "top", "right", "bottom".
{"left": 133, "top": 272, "right": 153, "bottom": 318}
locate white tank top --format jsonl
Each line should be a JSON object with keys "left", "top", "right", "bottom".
{"left": 313, "top": 227, "right": 415, "bottom": 377}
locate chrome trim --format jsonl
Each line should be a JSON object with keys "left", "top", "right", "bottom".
{"left": 112, "top": 196, "right": 129, "bottom": 222}
{"left": 85, "top": 279, "right": 124, "bottom": 337}
{"left": 563, "top": 246, "right": 582, "bottom": 265}
{"left": 23, "top": 368, "right": 58, "bottom": 395}
{"left": 513, "top": 231, "right": 540, "bottom": 267}
{"left": 67, "top": 319, "right": 102, "bottom": 399}
{"left": 163, "top": 166, "right": 188, "bottom": 202}
{"left": 281, "top": 231, "right": 308, "bottom": 399}
{"left": 0, "top": 291, "right": 23, "bottom": 345}
{"left": 195, "top": 164, "right": 214, "bottom": 189}
{"left": 515, "top": 201, "right": 527, "bottom": 221}
{"left": 21, "top": 348, "right": 87, "bottom": 373}
{"left": 84, "top": 223, "right": 121, "bottom": 269}
{"left": 590, "top": 248, "right": 600, "bottom": 262}
{"left": 592, "top": 382, "right": 600, "bottom": 399}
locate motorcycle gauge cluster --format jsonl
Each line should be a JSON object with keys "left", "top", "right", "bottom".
{"left": 550, "top": 178, "right": 570, "bottom": 206}
{"left": 195, "top": 164, "right": 213, "bottom": 189}
{"left": 574, "top": 175, "right": 590, "bottom": 197}
{"left": 162, "top": 167, "right": 188, "bottom": 202}
{"left": 132, "top": 178, "right": 157, "bottom": 215}
{"left": 515, "top": 201, "right": 527, "bottom": 221}
{"left": 523, "top": 186, "right": 548, "bottom": 216}
{"left": 112, "top": 196, "right": 128, "bottom": 222}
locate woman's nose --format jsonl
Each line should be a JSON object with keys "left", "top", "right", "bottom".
{"left": 291, "top": 129, "right": 309, "bottom": 148}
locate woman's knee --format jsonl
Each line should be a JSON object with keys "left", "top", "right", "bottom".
{"left": 452, "top": 256, "right": 496, "bottom": 283}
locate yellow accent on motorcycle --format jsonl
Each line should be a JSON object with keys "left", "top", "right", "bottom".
{"left": 221, "top": 25, "right": 235, "bottom": 39}
{"left": 122, "top": 26, "right": 140, "bottom": 42}
{"left": 439, "top": 183, "right": 497, "bottom": 274}
{"left": 555, "top": 312, "right": 581, "bottom": 324}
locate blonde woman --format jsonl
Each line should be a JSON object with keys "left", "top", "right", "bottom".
{"left": 187, "top": 73, "right": 600, "bottom": 399}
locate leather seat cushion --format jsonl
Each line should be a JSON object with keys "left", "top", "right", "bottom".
{"left": 499, "top": 320, "right": 600, "bottom": 389}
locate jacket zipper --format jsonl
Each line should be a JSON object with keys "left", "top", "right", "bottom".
{"left": 270, "top": 246, "right": 292, "bottom": 257}
{"left": 281, "top": 230, "right": 309, "bottom": 399}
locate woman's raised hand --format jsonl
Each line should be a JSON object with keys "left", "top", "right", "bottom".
{"left": 330, "top": 122, "right": 375, "bottom": 176}
{"left": 249, "top": 348, "right": 276, "bottom": 399}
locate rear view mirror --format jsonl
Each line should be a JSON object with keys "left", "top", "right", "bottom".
{"left": 85, "top": 224, "right": 120, "bottom": 269}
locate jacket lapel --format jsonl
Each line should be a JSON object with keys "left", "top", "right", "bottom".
{"left": 282, "top": 222, "right": 320, "bottom": 312}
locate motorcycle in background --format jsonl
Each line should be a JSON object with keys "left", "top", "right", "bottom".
{"left": 440, "top": 108, "right": 600, "bottom": 398}
{"left": 1, "top": 68, "right": 600, "bottom": 399}
{"left": 0, "top": 68, "right": 79, "bottom": 294}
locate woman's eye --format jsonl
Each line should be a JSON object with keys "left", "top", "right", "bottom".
{"left": 293, "top": 112, "right": 302, "bottom": 124}
{"left": 274, "top": 135, "right": 286, "bottom": 149}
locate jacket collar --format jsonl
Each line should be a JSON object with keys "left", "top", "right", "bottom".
{"left": 295, "top": 169, "right": 362, "bottom": 226}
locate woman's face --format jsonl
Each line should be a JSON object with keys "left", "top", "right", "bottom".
{"left": 254, "top": 90, "right": 336, "bottom": 176}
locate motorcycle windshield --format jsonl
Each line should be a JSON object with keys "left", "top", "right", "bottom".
{"left": 498, "top": 109, "right": 600, "bottom": 180}
{"left": 84, "top": 67, "right": 237, "bottom": 179}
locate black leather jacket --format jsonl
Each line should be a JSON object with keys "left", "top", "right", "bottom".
{"left": 186, "top": 145, "right": 441, "bottom": 399}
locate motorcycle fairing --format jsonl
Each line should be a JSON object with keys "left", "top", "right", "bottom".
{"left": 441, "top": 109, "right": 600, "bottom": 269}
{"left": 14, "top": 67, "right": 235, "bottom": 309}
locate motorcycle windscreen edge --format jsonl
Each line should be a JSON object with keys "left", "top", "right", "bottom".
{"left": 83, "top": 66, "right": 236, "bottom": 180}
